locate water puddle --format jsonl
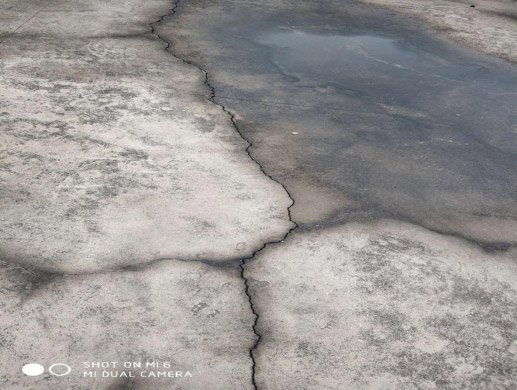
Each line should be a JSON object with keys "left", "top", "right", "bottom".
{"left": 167, "top": 1, "right": 517, "bottom": 244}
{"left": 254, "top": 29, "right": 516, "bottom": 119}
{"left": 256, "top": 30, "right": 459, "bottom": 81}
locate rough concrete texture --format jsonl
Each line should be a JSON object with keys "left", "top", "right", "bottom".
{"left": 356, "top": 0, "right": 517, "bottom": 62}
{"left": 247, "top": 223, "right": 517, "bottom": 389}
{"left": 161, "top": 0, "right": 517, "bottom": 248}
{"left": 0, "top": 0, "right": 288, "bottom": 388}
{"left": 2, "top": 0, "right": 517, "bottom": 389}
{"left": 0, "top": 0, "right": 293, "bottom": 273}
{"left": 0, "top": 259, "right": 255, "bottom": 390}
{"left": 161, "top": 1, "right": 517, "bottom": 388}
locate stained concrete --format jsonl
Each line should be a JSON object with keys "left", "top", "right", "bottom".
{"left": 2, "top": 0, "right": 517, "bottom": 389}
{"left": 356, "top": 0, "right": 517, "bottom": 63}
{"left": 159, "top": 1, "right": 517, "bottom": 388}
{"left": 161, "top": 0, "right": 517, "bottom": 249}
{"left": 0, "top": 0, "right": 292, "bottom": 388}
{"left": 0, "top": 259, "right": 255, "bottom": 390}
{"left": 0, "top": 0, "right": 293, "bottom": 274}
{"left": 246, "top": 222, "right": 517, "bottom": 389}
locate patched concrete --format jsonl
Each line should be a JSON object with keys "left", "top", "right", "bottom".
{"left": 246, "top": 222, "right": 517, "bottom": 389}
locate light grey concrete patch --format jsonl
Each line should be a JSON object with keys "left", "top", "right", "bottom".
{"left": 0, "top": 260, "right": 255, "bottom": 390}
{"left": 356, "top": 0, "right": 517, "bottom": 63}
{"left": 246, "top": 221, "right": 517, "bottom": 389}
{"left": 0, "top": 0, "right": 293, "bottom": 273}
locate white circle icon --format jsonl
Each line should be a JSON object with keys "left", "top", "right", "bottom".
{"left": 22, "top": 363, "right": 44, "bottom": 376}
{"left": 49, "top": 363, "right": 71, "bottom": 376}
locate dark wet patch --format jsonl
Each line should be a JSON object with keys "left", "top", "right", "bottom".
{"left": 162, "top": 0, "right": 517, "bottom": 248}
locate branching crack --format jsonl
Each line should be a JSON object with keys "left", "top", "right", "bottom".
{"left": 150, "top": 1, "right": 298, "bottom": 389}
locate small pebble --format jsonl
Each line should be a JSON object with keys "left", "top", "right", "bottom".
{"left": 292, "top": 131, "right": 298, "bottom": 135}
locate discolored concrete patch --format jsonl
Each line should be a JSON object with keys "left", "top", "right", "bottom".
{"left": 0, "top": 260, "right": 255, "bottom": 390}
{"left": 246, "top": 222, "right": 517, "bottom": 389}
{"left": 0, "top": 0, "right": 293, "bottom": 273}
{"left": 161, "top": 0, "right": 517, "bottom": 249}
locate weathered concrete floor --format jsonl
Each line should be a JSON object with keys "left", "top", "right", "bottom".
{"left": 0, "top": 0, "right": 293, "bottom": 388}
{"left": 0, "top": 0, "right": 293, "bottom": 273}
{"left": 247, "top": 221, "right": 517, "bottom": 389}
{"left": 356, "top": 0, "right": 517, "bottom": 63}
{"left": 160, "top": 0, "right": 517, "bottom": 389}
{"left": 1, "top": 0, "right": 517, "bottom": 389}
{"left": 162, "top": 0, "right": 517, "bottom": 249}
{"left": 0, "top": 259, "right": 255, "bottom": 390}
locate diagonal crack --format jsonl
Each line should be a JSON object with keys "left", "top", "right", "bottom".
{"left": 150, "top": 1, "right": 298, "bottom": 389}
{"left": 0, "top": 2, "right": 50, "bottom": 46}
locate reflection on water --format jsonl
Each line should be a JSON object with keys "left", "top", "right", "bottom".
{"left": 253, "top": 29, "right": 517, "bottom": 149}
{"left": 256, "top": 31, "right": 445, "bottom": 73}
{"left": 255, "top": 29, "right": 516, "bottom": 103}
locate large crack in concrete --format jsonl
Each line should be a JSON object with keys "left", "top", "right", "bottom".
{"left": 1, "top": 0, "right": 299, "bottom": 387}
{"left": 152, "top": 1, "right": 512, "bottom": 389}
{"left": 2, "top": 0, "right": 295, "bottom": 274}
{"left": 160, "top": 0, "right": 517, "bottom": 254}
{"left": 3, "top": 0, "right": 515, "bottom": 388}
{"left": 150, "top": 1, "right": 299, "bottom": 388}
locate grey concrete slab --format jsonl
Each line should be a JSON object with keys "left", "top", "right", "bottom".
{"left": 357, "top": 0, "right": 517, "bottom": 63}
{"left": 0, "top": 259, "right": 255, "bottom": 390}
{"left": 158, "top": 1, "right": 517, "bottom": 388}
{"left": 0, "top": 0, "right": 293, "bottom": 273}
{"left": 2, "top": 0, "right": 516, "bottom": 389}
{"left": 0, "top": 1, "right": 293, "bottom": 387}
{"left": 246, "top": 222, "right": 517, "bottom": 389}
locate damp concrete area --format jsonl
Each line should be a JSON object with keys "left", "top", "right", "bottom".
{"left": 2, "top": 0, "right": 517, "bottom": 389}
{"left": 161, "top": 0, "right": 517, "bottom": 249}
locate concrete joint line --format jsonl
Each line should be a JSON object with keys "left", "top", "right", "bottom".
{"left": 150, "top": 1, "right": 299, "bottom": 388}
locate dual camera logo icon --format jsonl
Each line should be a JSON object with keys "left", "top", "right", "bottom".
{"left": 22, "top": 363, "right": 71, "bottom": 377}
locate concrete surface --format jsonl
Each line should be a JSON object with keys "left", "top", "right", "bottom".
{"left": 356, "top": 0, "right": 517, "bottom": 63}
{"left": 161, "top": 0, "right": 517, "bottom": 248}
{"left": 0, "top": 259, "right": 254, "bottom": 390}
{"left": 161, "top": 1, "right": 517, "bottom": 388}
{"left": 0, "top": 0, "right": 289, "bottom": 388}
{"left": 1, "top": 0, "right": 516, "bottom": 389}
{"left": 247, "top": 222, "right": 517, "bottom": 389}
{"left": 0, "top": 0, "right": 293, "bottom": 274}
